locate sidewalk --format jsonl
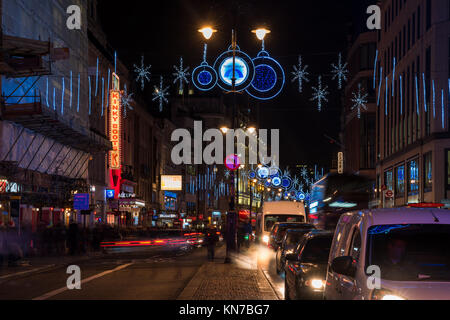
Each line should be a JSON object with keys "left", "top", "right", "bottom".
{"left": 177, "top": 246, "right": 279, "bottom": 300}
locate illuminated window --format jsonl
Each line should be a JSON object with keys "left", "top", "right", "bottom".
{"left": 408, "top": 159, "right": 419, "bottom": 194}
{"left": 395, "top": 165, "right": 405, "bottom": 196}
{"left": 424, "top": 153, "right": 432, "bottom": 192}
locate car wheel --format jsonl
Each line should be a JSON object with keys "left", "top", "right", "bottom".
{"left": 276, "top": 251, "right": 281, "bottom": 275}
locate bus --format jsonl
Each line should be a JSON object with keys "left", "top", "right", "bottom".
{"left": 309, "top": 173, "right": 373, "bottom": 230}
{"left": 256, "top": 201, "right": 307, "bottom": 245}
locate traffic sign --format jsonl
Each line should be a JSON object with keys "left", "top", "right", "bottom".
{"left": 385, "top": 190, "right": 394, "bottom": 198}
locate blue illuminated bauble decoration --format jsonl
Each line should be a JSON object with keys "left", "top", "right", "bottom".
{"left": 281, "top": 177, "right": 292, "bottom": 189}
{"left": 297, "top": 192, "right": 306, "bottom": 201}
{"left": 192, "top": 62, "right": 218, "bottom": 91}
{"left": 257, "top": 167, "right": 269, "bottom": 180}
{"left": 248, "top": 171, "right": 257, "bottom": 180}
{"left": 213, "top": 46, "right": 255, "bottom": 92}
{"left": 252, "top": 64, "right": 277, "bottom": 92}
{"left": 264, "top": 180, "right": 272, "bottom": 188}
{"left": 219, "top": 57, "right": 249, "bottom": 86}
{"left": 246, "top": 51, "right": 285, "bottom": 100}
{"left": 268, "top": 166, "right": 282, "bottom": 178}
{"left": 272, "top": 177, "right": 282, "bottom": 187}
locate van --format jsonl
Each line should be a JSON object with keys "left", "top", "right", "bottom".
{"left": 256, "top": 201, "right": 306, "bottom": 245}
{"left": 324, "top": 208, "right": 450, "bottom": 300}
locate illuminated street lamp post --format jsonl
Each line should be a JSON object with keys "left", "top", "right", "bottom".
{"left": 199, "top": 26, "right": 270, "bottom": 264}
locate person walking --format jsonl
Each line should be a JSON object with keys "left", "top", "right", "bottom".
{"left": 204, "top": 228, "right": 219, "bottom": 261}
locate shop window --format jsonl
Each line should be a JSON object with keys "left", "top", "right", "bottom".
{"left": 395, "top": 165, "right": 405, "bottom": 197}
{"left": 407, "top": 159, "right": 420, "bottom": 203}
{"left": 423, "top": 152, "right": 432, "bottom": 193}
{"left": 384, "top": 170, "right": 393, "bottom": 191}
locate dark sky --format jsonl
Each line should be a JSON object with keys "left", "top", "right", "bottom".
{"left": 98, "top": 0, "right": 356, "bottom": 169}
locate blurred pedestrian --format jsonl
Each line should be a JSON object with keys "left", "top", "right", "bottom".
{"left": 204, "top": 228, "right": 219, "bottom": 261}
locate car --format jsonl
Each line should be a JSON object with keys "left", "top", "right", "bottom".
{"left": 324, "top": 208, "right": 450, "bottom": 300}
{"left": 275, "top": 228, "right": 316, "bottom": 274}
{"left": 256, "top": 201, "right": 307, "bottom": 245}
{"left": 269, "top": 222, "right": 315, "bottom": 251}
{"left": 284, "top": 230, "right": 334, "bottom": 300}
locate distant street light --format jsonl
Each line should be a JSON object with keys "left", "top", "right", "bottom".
{"left": 198, "top": 27, "right": 217, "bottom": 40}
{"left": 252, "top": 28, "right": 271, "bottom": 41}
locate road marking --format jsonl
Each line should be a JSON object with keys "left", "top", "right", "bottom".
{"left": 32, "top": 263, "right": 133, "bottom": 300}
{"left": 0, "top": 265, "right": 55, "bottom": 281}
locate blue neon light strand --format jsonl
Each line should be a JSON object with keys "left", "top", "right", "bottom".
{"left": 377, "top": 67, "right": 383, "bottom": 106}
{"left": 432, "top": 80, "right": 436, "bottom": 118}
{"left": 77, "top": 73, "right": 80, "bottom": 112}
{"left": 46, "top": 78, "right": 49, "bottom": 107}
{"left": 88, "top": 76, "right": 91, "bottom": 115}
{"left": 392, "top": 57, "right": 396, "bottom": 96}
{"left": 101, "top": 77, "right": 104, "bottom": 117}
{"left": 53, "top": 88, "right": 56, "bottom": 111}
{"left": 95, "top": 57, "right": 99, "bottom": 97}
{"left": 385, "top": 76, "right": 388, "bottom": 116}
{"left": 442, "top": 89, "right": 445, "bottom": 129}
{"left": 69, "top": 71, "right": 73, "bottom": 109}
{"left": 61, "top": 77, "right": 65, "bottom": 115}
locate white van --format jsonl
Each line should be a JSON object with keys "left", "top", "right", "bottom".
{"left": 256, "top": 201, "right": 306, "bottom": 245}
{"left": 325, "top": 208, "right": 450, "bottom": 300}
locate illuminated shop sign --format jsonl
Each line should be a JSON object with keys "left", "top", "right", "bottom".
{"left": 161, "top": 175, "right": 183, "bottom": 191}
{"left": 109, "top": 89, "right": 121, "bottom": 170}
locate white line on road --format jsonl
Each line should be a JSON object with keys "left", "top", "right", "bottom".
{"left": 32, "top": 263, "right": 134, "bottom": 300}
{"left": 0, "top": 265, "right": 56, "bottom": 281}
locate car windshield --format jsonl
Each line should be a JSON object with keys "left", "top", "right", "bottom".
{"left": 301, "top": 236, "right": 333, "bottom": 264}
{"left": 264, "top": 215, "right": 304, "bottom": 232}
{"left": 367, "top": 224, "right": 450, "bottom": 282}
{"left": 286, "top": 231, "right": 308, "bottom": 246}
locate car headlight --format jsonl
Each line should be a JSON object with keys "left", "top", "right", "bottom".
{"left": 372, "top": 289, "right": 406, "bottom": 300}
{"left": 263, "top": 235, "right": 269, "bottom": 244}
{"left": 305, "top": 279, "right": 326, "bottom": 290}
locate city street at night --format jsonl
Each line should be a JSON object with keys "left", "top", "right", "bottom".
{"left": 1, "top": 0, "right": 450, "bottom": 313}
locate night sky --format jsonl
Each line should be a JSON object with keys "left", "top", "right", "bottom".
{"left": 98, "top": 0, "right": 356, "bottom": 170}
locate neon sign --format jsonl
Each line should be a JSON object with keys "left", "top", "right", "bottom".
{"left": 109, "top": 89, "right": 121, "bottom": 170}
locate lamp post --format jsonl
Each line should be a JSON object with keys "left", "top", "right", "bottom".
{"left": 198, "top": 26, "right": 271, "bottom": 264}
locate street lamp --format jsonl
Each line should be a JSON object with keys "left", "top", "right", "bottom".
{"left": 198, "top": 27, "right": 217, "bottom": 40}
{"left": 220, "top": 127, "right": 229, "bottom": 134}
{"left": 252, "top": 28, "right": 271, "bottom": 41}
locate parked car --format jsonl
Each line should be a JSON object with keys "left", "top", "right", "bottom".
{"left": 269, "top": 222, "right": 315, "bottom": 251}
{"left": 284, "top": 230, "right": 334, "bottom": 300}
{"left": 275, "top": 228, "right": 315, "bottom": 274}
{"left": 325, "top": 208, "right": 450, "bottom": 300}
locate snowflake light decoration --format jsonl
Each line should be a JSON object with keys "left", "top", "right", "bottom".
{"left": 134, "top": 55, "right": 151, "bottom": 91}
{"left": 298, "top": 183, "right": 304, "bottom": 193}
{"left": 283, "top": 169, "right": 291, "bottom": 177}
{"left": 121, "top": 86, "right": 134, "bottom": 118}
{"left": 291, "top": 55, "right": 309, "bottom": 93}
{"left": 224, "top": 170, "right": 231, "bottom": 179}
{"left": 351, "top": 83, "right": 369, "bottom": 119}
{"left": 152, "top": 76, "right": 170, "bottom": 112}
{"left": 310, "top": 76, "right": 329, "bottom": 112}
{"left": 301, "top": 167, "right": 308, "bottom": 179}
{"left": 173, "top": 57, "right": 190, "bottom": 93}
{"left": 331, "top": 52, "right": 348, "bottom": 90}
{"left": 292, "top": 176, "right": 299, "bottom": 188}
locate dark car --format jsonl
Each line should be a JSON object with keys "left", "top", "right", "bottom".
{"left": 269, "top": 222, "right": 315, "bottom": 251}
{"left": 275, "top": 228, "right": 315, "bottom": 274}
{"left": 284, "top": 230, "right": 334, "bottom": 300}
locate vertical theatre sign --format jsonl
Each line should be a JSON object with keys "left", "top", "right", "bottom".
{"left": 109, "top": 73, "right": 121, "bottom": 199}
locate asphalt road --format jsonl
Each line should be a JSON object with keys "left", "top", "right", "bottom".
{"left": 0, "top": 246, "right": 208, "bottom": 300}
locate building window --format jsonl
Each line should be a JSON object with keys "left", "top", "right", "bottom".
{"left": 426, "top": 0, "right": 432, "bottom": 30}
{"left": 423, "top": 152, "right": 432, "bottom": 193}
{"left": 407, "top": 159, "right": 420, "bottom": 203}
{"left": 384, "top": 170, "right": 393, "bottom": 191}
{"left": 395, "top": 165, "right": 405, "bottom": 197}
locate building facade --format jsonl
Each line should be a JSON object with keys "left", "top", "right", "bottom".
{"left": 376, "top": 0, "right": 450, "bottom": 207}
